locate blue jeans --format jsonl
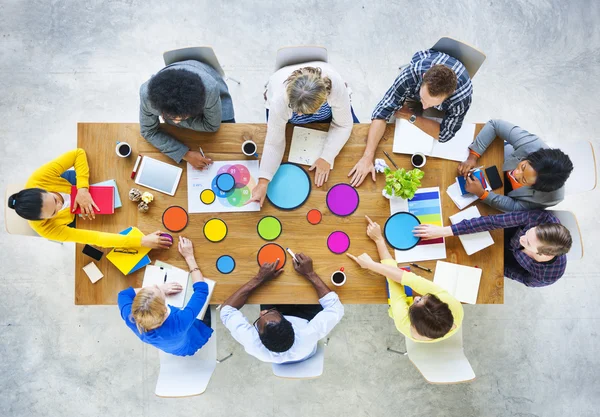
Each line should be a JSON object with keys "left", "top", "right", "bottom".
{"left": 61, "top": 170, "right": 77, "bottom": 228}
{"left": 265, "top": 107, "right": 360, "bottom": 123}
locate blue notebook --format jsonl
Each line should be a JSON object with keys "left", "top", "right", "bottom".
{"left": 456, "top": 170, "right": 489, "bottom": 196}
{"left": 119, "top": 227, "right": 150, "bottom": 273}
{"left": 92, "top": 179, "right": 122, "bottom": 208}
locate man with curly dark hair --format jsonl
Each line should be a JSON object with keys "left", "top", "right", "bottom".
{"left": 139, "top": 60, "right": 235, "bottom": 169}
{"left": 220, "top": 254, "right": 344, "bottom": 363}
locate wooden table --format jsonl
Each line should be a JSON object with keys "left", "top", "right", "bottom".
{"left": 75, "top": 122, "right": 504, "bottom": 305}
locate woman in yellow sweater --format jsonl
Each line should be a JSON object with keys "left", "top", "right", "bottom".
{"left": 346, "top": 216, "right": 463, "bottom": 343}
{"left": 7, "top": 149, "right": 171, "bottom": 249}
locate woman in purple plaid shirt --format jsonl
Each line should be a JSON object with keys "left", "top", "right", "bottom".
{"left": 413, "top": 210, "right": 572, "bottom": 287}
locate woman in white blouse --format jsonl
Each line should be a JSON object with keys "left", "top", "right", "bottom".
{"left": 247, "top": 63, "right": 356, "bottom": 206}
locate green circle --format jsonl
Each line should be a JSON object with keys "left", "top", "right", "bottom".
{"left": 257, "top": 216, "right": 282, "bottom": 241}
{"left": 227, "top": 186, "right": 251, "bottom": 207}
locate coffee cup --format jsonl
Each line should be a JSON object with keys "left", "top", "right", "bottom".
{"left": 411, "top": 152, "right": 426, "bottom": 168}
{"left": 242, "top": 140, "right": 259, "bottom": 157}
{"left": 331, "top": 268, "right": 346, "bottom": 286}
{"left": 116, "top": 141, "right": 132, "bottom": 158}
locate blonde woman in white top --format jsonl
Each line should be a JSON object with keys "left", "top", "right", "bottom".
{"left": 247, "top": 62, "right": 357, "bottom": 207}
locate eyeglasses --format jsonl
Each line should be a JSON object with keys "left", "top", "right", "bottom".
{"left": 253, "top": 308, "right": 281, "bottom": 330}
{"left": 113, "top": 249, "right": 138, "bottom": 254}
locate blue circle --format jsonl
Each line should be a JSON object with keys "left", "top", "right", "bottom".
{"left": 266, "top": 163, "right": 311, "bottom": 210}
{"left": 384, "top": 212, "right": 421, "bottom": 251}
{"left": 216, "top": 255, "right": 235, "bottom": 274}
{"left": 216, "top": 173, "right": 235, "bottom": 192}
{"left": 212, "top": 176, "right": 234, "bottom": 198}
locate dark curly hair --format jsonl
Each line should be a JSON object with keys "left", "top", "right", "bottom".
{"left": 258, "top": 317, "right": 295, "bottom": 353}
{"left": 408, "top": 294, "right": 453, "bottom": 339}
{"left": 148, "top": 69, "right": 206, "bottom": 119}
{"left": 422, "top": 64, "right": 457, "bottom": 98}
{"left": 526, "top": 148, "right": 573, "bottom": 192}
{"left": 7, "top": 188, "right": 46, "bottom": 220}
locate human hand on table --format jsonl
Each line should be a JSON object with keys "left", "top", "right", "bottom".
{"left": 73, "top": 188, "right": 99, "bottom": 220}
{"left": 245, "top": 179, "right": 269, "bottom": 207}
{"left": 254, "top": 260, "right": 284, "bottom": 284}
{"left": 348, "top": 155, "right": 376, "bottom": 187}
{"left": 365, "top": 215, "right": 384, "bottom": 243}
{"left": 457, "top": 154, "right": 479, "bottom": 177}
{"left": 346, "top": 252, "right": 374, "bottom": 269}
{"left": 183, "top": 150, "right": 212, "bottom": 170}
{"left": 413, "top": 224, "right": 453, "bottom": 240}
{"left": 141, "top": 231, "right": 173, "bottom": 249}
{"left": 465, "top": 173, "right": 485, "bottom": 197}
{"left": 161, "top": 282, "right": 183, "bottom": 295}
{"left": 309, "top": 158, "right": 331, "bottom": 187}
{"left": 292, "top": 253, "right": 315, "bottom": 277}
{"left": 178, "top": 236, "right": 195, "bottom": 261}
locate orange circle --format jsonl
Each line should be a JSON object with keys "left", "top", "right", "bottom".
{"left": 307, "top": 209, "right": 322, "bottom": 225}
{"left": 257, "top": 243, "right": 286, "bottom": 270}
{"left": 162, "top": 206, "right": 188, "bottom": 232}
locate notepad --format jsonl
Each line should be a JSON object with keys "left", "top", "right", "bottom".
{"left": 82, "top": 262, "right": 104, "bottom": 284}
{"left": 288, "top": 127, "right": 334, "bottom": 168}
{"left": 392, "top": 119, "right": 476, "bottom": 162}
{"left": 70, "top": 186, "right": 114, "bottom": 214}
{"left": 106, "top": 227, "right": 151, "bottom": 275}
{"left": 92, "top": 179, "right": 122, "bottom": 209}
{"left": 446, "top": 182, "right": 478, "bottom": 210}
{"left": 143, "top": 264, "right": 189, "bottom": 308}
{"left": 433, "top": 261, "right": 481, "bottom": 304}
{"left": 449, "top": 206, "right": 495, "bottom": 255}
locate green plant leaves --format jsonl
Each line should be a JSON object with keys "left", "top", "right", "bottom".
{"left": 384, "top": 167, "right": 424, "bottom": 199}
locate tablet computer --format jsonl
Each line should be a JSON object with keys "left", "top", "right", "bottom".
{"left": 135, "top": 157, "right": 183, "bottom": 196}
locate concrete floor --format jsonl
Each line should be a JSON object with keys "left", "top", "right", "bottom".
{"left": 1, "top": 1, "right": 599, "bottom": 416}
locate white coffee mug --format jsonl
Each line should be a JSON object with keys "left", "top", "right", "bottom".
{"left": 330, "top": 268, "right": 346, "bottom": 286}
{"left": 242, "top": 140, "right": 259, "bottom": 157}
{"left": 116, "top": 141, "right": 132, "bottom": 158}
{"left": 411, "top": 152, "right": 426, "bottom": 168}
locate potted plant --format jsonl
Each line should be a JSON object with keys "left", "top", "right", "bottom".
{"left": 382, "top": 167, "right": 424, "bottom": 200}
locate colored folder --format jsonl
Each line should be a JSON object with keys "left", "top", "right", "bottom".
{"left": 456, "top": 170, "right": 489, "bottom": 196}
{"left": 106, "top": 227, "right": 151, "bottom": 275}
{"left": 70, "top": 186, "right": 115, "bottom": 214}
{"left": 92, "top": 179, "right": 122, "bottom": 209}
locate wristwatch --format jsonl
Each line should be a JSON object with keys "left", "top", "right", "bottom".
{"left": 409, "top": 115, "right": 417, "bottom": 124}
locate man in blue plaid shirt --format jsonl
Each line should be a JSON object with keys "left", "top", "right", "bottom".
{"left": 349, "top": 49, "right": 473, "bottom": 187}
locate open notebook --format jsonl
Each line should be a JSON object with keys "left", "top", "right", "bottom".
{"left": 433, "top": 261, "right": 482, "bottom": 304}
{"left": 392, "top": 119, "right": 476, "bottom": 162}
{"left": 449, "top": 206, "right": 495, "bottom": 256}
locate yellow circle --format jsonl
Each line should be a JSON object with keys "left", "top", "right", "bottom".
{"left": 200, "top": 189, "right": 216, "bottom": 205}
{"left": 204, "top": 218, "right": 227, "bottom": 242}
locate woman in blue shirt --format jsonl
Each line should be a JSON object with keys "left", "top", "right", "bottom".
{"left": 118, "top": 236, "right": 213, "bottom": 356}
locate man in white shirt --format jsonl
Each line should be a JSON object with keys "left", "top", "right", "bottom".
{"left": 220, "top": 253, "right": 344, "bottom": 364}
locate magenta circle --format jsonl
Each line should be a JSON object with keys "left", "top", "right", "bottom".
{"left": 327, "top": 231, "right": 350, "bottom": 254}
{"left": 229, "top": 164, "right": 250, "bottom": 187}
{"left": 217, "top": 164, "right": 232, "bottom": 176}
{"left": 326, "top": 184, "right": 359, "bottom": 217}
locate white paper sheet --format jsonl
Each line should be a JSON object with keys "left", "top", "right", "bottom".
{"left": 288, "top": 127, "right": 334, "bottom": 168}
{"left": 430, "top": 123, "right": 476, "bottom": 162}
{"left": 449, "top": 207, "right": 495, "bottom": 256}
{"left": 143, "top": 264, "right": 189, "bottom": 308}
{"left": 433, "top": 261, "right": 481, "bottom": 304}
{"left": 446, "top": 182, "right": 478, "bottom": 210}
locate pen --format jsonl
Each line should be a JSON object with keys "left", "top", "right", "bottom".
{"left": 199, "top": 147, "right": 205, "bottom": 158}
{"left": 410, "top": 263, "right": 432, "bottom": 273}
{"left": 468, "top": 165, "right": 485, "bottom": 172}
{"left": 382, "top": 150, "right": 399, "bottom": 169}
{"left": 286, "top": 248, "right": 298, "bottom": 263}
{"left": 163, "top": 271, "right": 168, "bottom": 283}
{"left": 130, "top": 155, "right": 142, "bottom": 179}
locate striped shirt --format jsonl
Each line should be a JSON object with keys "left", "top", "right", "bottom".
{"left": 371, "top": 49, "right": 473, "bottom": 142}
{"left": 450, "top": 210, "right": 567, "bottom": 287}
{"left": 289, "top": 101, "right": 333, "bottom": 124}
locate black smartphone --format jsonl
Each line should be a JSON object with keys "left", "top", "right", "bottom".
{"left": 485, "top": 166, "right": 503, "bottom": 190}
{"left": 82, "top": 244, "right": 103, "bottom": 261}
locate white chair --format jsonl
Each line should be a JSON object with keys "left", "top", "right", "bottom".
{"left": 163, "top": 46, "right": 240, "bottom": 84}
{"left": 388, "top": 327, "right": 475, "bottom": 384}
{"left": 5, "top": 184, "right": 39, "bottom": 237}
{"left": 155, "top": 307, "right": 221, "bottom": 397}
{"left": 431, "top": 37, "right": 486, "bottom": 79}
{"left": 274, "top": 45, "right": 328, "bottom": 71}
{"left": 548, "top": 210, "right": 583, "bottom": 261}
{"left": 271, "top": 342, "right": 326, "bottom": 379}
{"left": 547, "top": 140, "right": 597, "bottom": 196}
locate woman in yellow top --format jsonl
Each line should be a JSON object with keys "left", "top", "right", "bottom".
{"left": 7, "top": 149, "right": 171, "bottom": 249}
{"left": 347, "top": 216, "right": 463, "bottom": 343}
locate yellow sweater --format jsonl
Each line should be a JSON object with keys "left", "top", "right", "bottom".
{"left": 25, "top": 149, "right": 142, "bottom": 248}
{"left": 382, "top": 259, "right": 464, "bottom": 343}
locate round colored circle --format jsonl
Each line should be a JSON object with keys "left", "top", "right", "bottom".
{"left": 257, "top": 243, "right": 286, "bottom": 270}
{"left": 266, "top": 163, "right": 311, "bottom": 210}
{"left": 216, "top": 255, "right": 236, "bottom": 274}
{"left": 326, "top": 184, "right": 359, "bottom": 217}
{"left": 203, "top": 218, "right": 228, "bottom": 243}
{"left": 384, "top": 212, "right": 421, "bottom": 250}
{"left": 162, "top": 206, "right": 189, "bottom": 232}
{"left": 228, "top": 164, "right": 251, "bottom": 187}
{"left": 227, "top": 186, "right": 251, "bottom": 207}
{"left": 307, "top": 209, "right": 322, "bottom": 225}
{"left": 200, "top": 189, "right": 216, "bottom": 205}
{"left": 257, "top": 216, "right": 282, "bottom": 241}
{"left": 216, "top": 173, "right": 236, "bottom": 192}
{"left": 327, "top": 231, "right": 350, "bottom": 254}
{"left": 212, "top": 175, "right": 234, "bottom": 198}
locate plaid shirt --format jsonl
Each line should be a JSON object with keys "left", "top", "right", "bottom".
{"left": 371, "top": 49, "right": 473, "bottom": 142}
{"left": 450, "top": 210, "right": 567, "bottom": 287}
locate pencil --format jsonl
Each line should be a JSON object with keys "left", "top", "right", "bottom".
{"left": 198, "top": 147, "right": 206, "bottom": 158}
{"left": 383, "top": 151, "right": 399, "bottom": 169}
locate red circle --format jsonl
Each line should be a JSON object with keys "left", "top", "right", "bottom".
{"left": 257, "top": 243, "right": 286, "bottom": 270}
{"left": 162, "top": 206, "right": 188, "bottom": 232}
{"left": 307, "top": 209, "right": 322, "bottom": 225}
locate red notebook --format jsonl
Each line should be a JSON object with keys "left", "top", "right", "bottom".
{"left": 70, "top": 186, "right": 115, "bottom": 214}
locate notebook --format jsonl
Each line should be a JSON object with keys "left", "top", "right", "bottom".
{"left": 449, "top": 206, "right": 495, "bottom": 255}
{"left": 70, "top": 186, "right": 114, "bottom": 214}
{"left": 106, "top": 227, "right": 151, "bottom": 275}
{"left": 446, "top": 182, "right": 478, "bottom": 210}
{"left": 433, "top": 261, "right": 482, "bottom": 304}
{"left": 392, "top": 119, "right": 476, "bottom": 162}
{"left": 143, "top": 264, "right": 190, "bottom": 308}
{"left": 288, "top": 127, "right": 334, "bottom": 168}
{"left": 92, "top": 179, "right": 122, "bottom": 209}
{"left": 456, "top": 169, "right": 491, "bottom": 195}
{"left": 82, "top": 262, "right": 104, "bottom": 284}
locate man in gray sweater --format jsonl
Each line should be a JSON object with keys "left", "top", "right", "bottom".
{"left": 139, "top": 60, "right": 235, "bottom": 169}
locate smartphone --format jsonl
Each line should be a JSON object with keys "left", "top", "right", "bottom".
{"left": 82, "top": 244, "right": 103, "bottom": 261}
{"left": 485, "top": 166, "right": 503, "bottom": 190}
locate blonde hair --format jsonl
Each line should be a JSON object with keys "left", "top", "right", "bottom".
{"left": 285, "top": 67, "right": 332, "bottom": 114}
{"left": 130, "top": 288, "right": 167, "bottom": 333}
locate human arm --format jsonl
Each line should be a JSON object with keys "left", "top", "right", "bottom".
{"left": 395, "top": 106, "right": 441, "bottom": 138}
{"left": 178, "top": 236, "right": 205, "bottom": 283}
{"left": 307, "top": 291, "right": 344, "bottom": 340}
{"left": 292, "top": 253, "right": 331, "bottom": 299}
{"left": 184, "top": 91, "right": 222, "bottom": 133}
{"left": 481, "top": 191, "right": 548, "bottom": 212}
{"left": 347, "top": 119, "right": 385, "bottom": 187}
{"left": 27, "top": 149, "right": 91, "bottom": 189}
{"left": 364, "top": 215, "right": 394, "bottom": 261}
{"left": 345, "top": 252, "right": 407, "bottom": 285}
{"left": 221, "top": 261, "right": 283, "bottom": 310}
{"left": 438, "top": 97, "right": 470, "bottom": 143}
